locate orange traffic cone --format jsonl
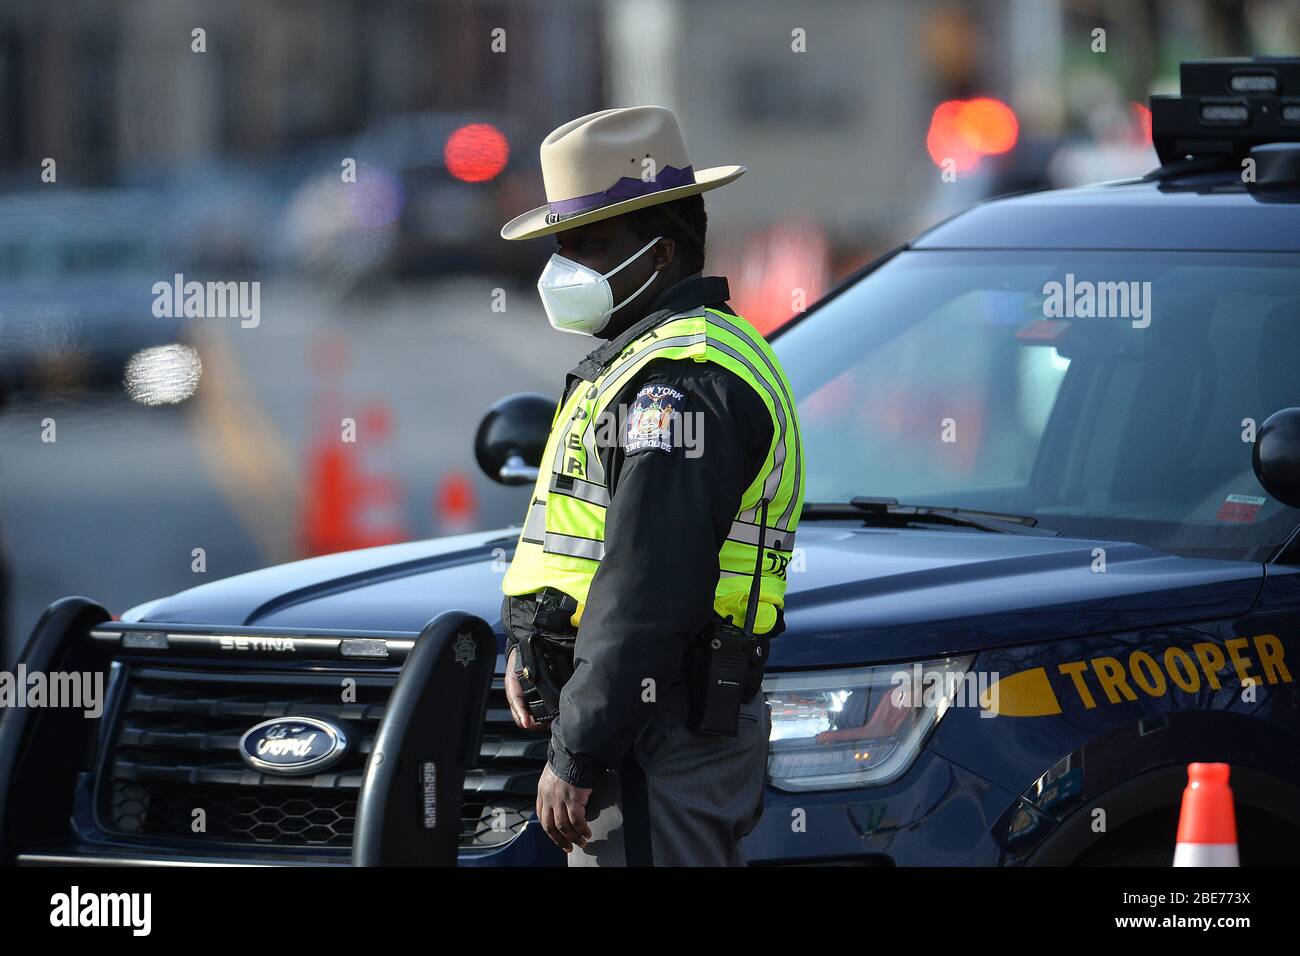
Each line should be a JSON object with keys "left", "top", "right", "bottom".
{"left": 351, "top": 403, "right": 409, "bottom": 548}
{"left": 300, "top": 330, "right": 410, "bottom": 555}
{"left": 1173, "top": 762, "right": 1239, "bottom": 867}
{"left": 301, "top": 438, "right": 357, "bottom": 556}
{"left": 435, "top": 469, "right": 478, "bottom": 534}
{"left": 301, "top": 332, "right": 356, "bottom": 556}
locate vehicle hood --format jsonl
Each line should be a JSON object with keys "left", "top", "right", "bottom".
{"left": 122, "top": 524, "right": 1263, "bottom": 667}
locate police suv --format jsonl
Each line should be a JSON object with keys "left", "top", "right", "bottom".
{"left": 4, "top": 57, "right": 1300, "bottom": 866}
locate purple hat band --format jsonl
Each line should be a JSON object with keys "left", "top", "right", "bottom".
{"left": 545, "top": 164, "right": 696, "bottom": 223}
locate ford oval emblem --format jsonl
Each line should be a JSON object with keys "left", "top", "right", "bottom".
{"left": 239, "top": 717, "right": 348, "bottom": 775}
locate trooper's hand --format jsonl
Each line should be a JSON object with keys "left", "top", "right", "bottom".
{"left": 536, "top": 763, "right": 593, "bottom": 853}
{"left": 505, "top": 647, "right": 540, "bottom": 731}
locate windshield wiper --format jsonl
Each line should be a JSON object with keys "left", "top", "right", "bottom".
{"left": 801, "top": 496, "right": 1061, "bottom": 536}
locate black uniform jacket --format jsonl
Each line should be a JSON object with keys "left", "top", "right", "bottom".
{"left": 506, "top": 273, "right": 783, "bottom": 788}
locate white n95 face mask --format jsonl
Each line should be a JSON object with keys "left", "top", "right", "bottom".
{"left": 536, "top": 235, "right": 662, "bottom": 336}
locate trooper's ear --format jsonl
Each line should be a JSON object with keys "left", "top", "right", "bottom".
{"left": 652, "top": 236, "right": 676, "bottom": 272}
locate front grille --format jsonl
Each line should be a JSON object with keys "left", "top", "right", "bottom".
{"left": 95, "top": 663, "right": 547, "bottom": 856}
{"left": 97, "top": 667, "right": 388, "bottom": 854}
{"left": 108, "top": 780, "right": 357, "bottom": 847}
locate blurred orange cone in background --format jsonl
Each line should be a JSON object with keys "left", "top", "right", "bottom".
{"left": 300, "top": 436, "right": 353, "bottom": 557}
{"left": 1173, "top": 762, "right": 1239, "bottom": 867}
{"left": 435, "top": 469, "right": 478, "bottom": 534}
{"left": 300, "top": 332, "right": 409, "bottom": 555}
{"left": 723, "top": 218, "right": 830, "bottom": 336}
{"left": 351, "top": 402, "right": 409, "bottom": 549}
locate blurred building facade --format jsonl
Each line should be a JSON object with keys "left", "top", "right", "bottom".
{"left": 1, "top": 0, "right": 1297, "bottom": 259}
{"left": 0, "top": 0, "right": 603, "bottom": 186}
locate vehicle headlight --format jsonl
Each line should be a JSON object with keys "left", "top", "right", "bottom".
{"left": 764, "top": 656, "right": 975, "bottom": 791}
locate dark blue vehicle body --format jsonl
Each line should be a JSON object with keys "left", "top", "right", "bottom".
{"left": 107, "top": 493, "right": 1300, "bottom": 865}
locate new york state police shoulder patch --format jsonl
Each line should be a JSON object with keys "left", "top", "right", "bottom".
{"left": 623, "top": 383, "right": 684, "bottom": 455}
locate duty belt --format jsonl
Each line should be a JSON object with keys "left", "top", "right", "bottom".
{"left": 530, "top": 586, "right": 579, "bottom": 636}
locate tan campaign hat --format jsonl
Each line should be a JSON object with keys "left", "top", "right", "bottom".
{"left": 500, "top": 105, "right": 745, "bottom": 241}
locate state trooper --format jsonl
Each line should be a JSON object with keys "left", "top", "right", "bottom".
{"left": 498, "top": 106, "right": 805, "bottom": 866}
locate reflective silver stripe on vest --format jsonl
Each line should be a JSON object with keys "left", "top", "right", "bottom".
{"left": 552, "top": 330, "right": 709, "bottom": 478}
{"left": 708, "top": 337, "right": 791, "bottom": 520}
{"left": 707, "top": 312, "right": 803, "bottom": 532}
{"left": 522, "top": 499, "right": 547, "bottom": 544}
{"left": 595, "top": 329, "right": 710, "bottom": 404}
{"left": 726, "top": 519, "right": 795, "bottom": 551}
{"left": 543, "top": 532, "right": 605, "bottom": 561}
{"left": 552, "top": 401, "right": 591, "bottom": 478}
{"left": 582, "top": 408, "right": 608, "bottom": 485}
{"left": 548, "top": 474, "right": 610, "bottom": 507}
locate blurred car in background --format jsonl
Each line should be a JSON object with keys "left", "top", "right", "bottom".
{"left": 0, "top": 190, "right": 191, "bottom": 401}
{"left": 261, "top": 112, "right": 542, "bottom": 289}
{"left": 913, "top": 95, "right": 1158, "bottom": 238}
{"left": 136, "top": 114, "right": 545, "bottom": 289}
{"left": 150, "top": 162, "right": 284, "bottom": 274}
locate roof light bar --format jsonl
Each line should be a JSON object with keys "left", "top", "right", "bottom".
{"left": 1150, "top": 57, "right": 1300, "bottom": 165}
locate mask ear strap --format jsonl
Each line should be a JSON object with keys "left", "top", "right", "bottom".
{"left": 608, "top": 259, "right": 661, "bottom": 315}
{"left": 602, "top": 235, "right": 662, "bottom": 279}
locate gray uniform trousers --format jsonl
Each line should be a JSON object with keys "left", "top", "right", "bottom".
{"left": 567, "top": 677, "right": 771, "bottom": 867}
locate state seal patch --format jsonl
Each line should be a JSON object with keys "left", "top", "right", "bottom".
{"left": 624, "top": 383, "right": 684, "bottom": 455}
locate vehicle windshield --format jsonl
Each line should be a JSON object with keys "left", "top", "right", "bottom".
{"left": 776, "top": 249, "right": 1300, "bottom": 561}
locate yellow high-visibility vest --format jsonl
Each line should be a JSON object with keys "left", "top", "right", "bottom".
{"left": 502, "top": 306, "right": 804, "bottom": 634}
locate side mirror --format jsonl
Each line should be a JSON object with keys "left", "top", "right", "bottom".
{"left": 474, "top": 392, "right": 554, "bottom": 486}
{"left": 1252, "top": 408, "right": 1300, "bottom": 508}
